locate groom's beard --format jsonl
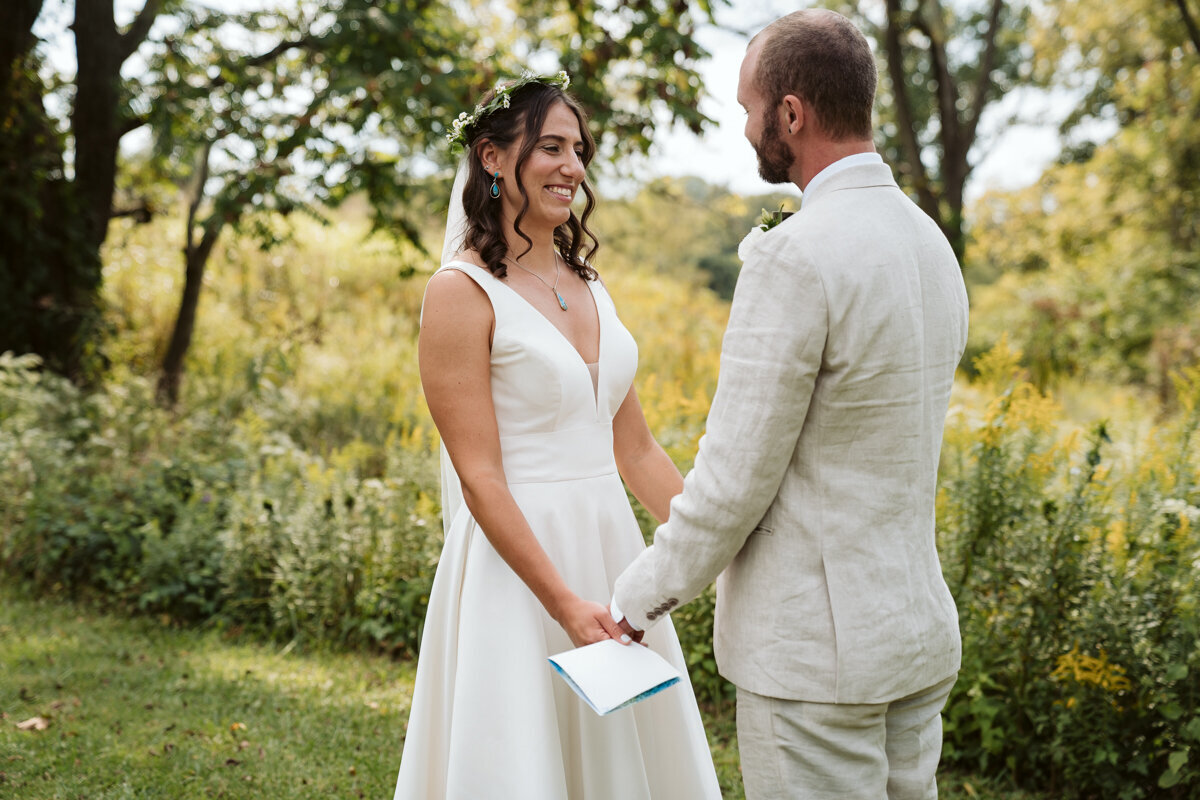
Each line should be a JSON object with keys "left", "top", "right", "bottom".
{"left": 754, "top": 115, "right": 794, "bottom": 185}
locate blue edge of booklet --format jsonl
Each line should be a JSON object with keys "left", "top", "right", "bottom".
{"left": 548, "top": 660, "right": 681, "bottom": 716}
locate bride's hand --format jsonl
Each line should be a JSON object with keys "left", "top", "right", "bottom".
{"left": 556, "top": 597, "right": 630, "bottom": 648}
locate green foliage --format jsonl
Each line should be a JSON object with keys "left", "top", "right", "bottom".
{"left": 965, "top": 0, "right": 1200, "bottom": 397}
{"left": 0, "top": 348, "right": 442, "bottom": 659}
{"left": 938, "top": 341, "right": 1200, "bottom": 798}
{"left": 593, "top": 177, "right": 794, "bottom": 300}
{"left": 123, "top": 0, "right": 729, "bottom": 252}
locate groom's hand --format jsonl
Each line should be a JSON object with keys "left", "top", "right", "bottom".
{"left": 607, "top": 606, "right": 646, "bottom": 646}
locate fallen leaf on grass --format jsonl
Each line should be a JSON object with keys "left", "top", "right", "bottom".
{"left": 16, "top": 717, "right": 50, "bottom": 731}
{"left": 225, "top": 758, "right": 241, "bottom": 767}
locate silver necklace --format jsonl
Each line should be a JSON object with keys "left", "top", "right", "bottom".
{"left": 504, "top": 252, "right": 568, "bottom": 311}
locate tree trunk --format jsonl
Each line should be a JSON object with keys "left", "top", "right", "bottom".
{"left": 1176, "top": 0, "right": 1200, "bottom": 55}
{"left": 0, "top": 1, "right": 159, "bottom": 381}
{"left": 879, "top": 0, "right": 1007, "bottom": 263}
{"left": 72, "top": 2, "right": 125, "bottom": 254}
{"left": 0, "top": 0, "right": 43, "bottom": 111}
{"left": 157, "top": 217, "right": 224, "bottom": 406}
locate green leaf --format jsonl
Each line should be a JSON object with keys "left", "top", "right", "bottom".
{"left": 1168, "top": 750, "right": 1189, "bottom": 774}
{"left": 1166, "top": 662, "right": 1189, "bottom": 681}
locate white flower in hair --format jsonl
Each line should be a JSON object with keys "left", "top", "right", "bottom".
{"left": 443, "top": 71, "right": 573, "bottom": 151}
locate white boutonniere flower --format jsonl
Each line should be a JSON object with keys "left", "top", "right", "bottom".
{"left": 737, "top": 205, "right": 792, "bottom": 261}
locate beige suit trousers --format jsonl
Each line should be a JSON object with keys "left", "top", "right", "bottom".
{"left": 736, "top": 675, "right": 957, "bottom": 800}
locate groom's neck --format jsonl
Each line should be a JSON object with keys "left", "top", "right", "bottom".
{"left": 795, "top": 139, "right": 877, "bottom": 192}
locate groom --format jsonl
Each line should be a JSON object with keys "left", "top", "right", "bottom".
{"left": 610, "top": 9, "right": 969, "bottom": 799}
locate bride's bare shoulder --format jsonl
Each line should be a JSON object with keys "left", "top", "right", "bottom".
{"left": 425, "top": 254, "right": 492, "bottom": 320}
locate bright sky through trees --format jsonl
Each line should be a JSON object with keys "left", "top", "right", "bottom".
{"left": 34, "top": 0, "right": 1083, "bottom": 202}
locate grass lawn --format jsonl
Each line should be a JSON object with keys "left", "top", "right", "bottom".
{"left": 1, "top": 587, "right": 1035, "bottom": 799}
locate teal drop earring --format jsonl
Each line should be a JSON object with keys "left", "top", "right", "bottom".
{"left": 490, "top": 171, "right": 501, "bottom": 199}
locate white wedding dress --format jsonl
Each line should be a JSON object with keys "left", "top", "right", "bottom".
{"left": 394, "top": 261, "right": 721, "bottom": 799}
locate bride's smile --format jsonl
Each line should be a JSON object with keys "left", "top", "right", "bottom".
{"left": 495, "top": 101, "right": 586, "bottom": 231}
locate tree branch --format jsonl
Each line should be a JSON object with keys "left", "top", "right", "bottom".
{"left": 117, "top": 0, "right": 162, "bottom": 61}
{"left": 884, "top": 0, "right": 941, "bottom": 223}
{"left": 244, "top": 36, "right": 314, "bottom": 69}
{"left": 964, "top": 0, "right": 1005, "bottom": 151}
{"left": 186, "top": 140, "right": 214, "bottom": 255}
{"left": 1175, "top": 0, "right": 1200, "bottom": 56}
{"left": 110, "top": 201, "right": 153, "bottom": 223}
{"left": 911, "top": 0, "right": 961, "bottom": 160}
{"left": 119, "top": 114, "right": 149, "bottom": 138}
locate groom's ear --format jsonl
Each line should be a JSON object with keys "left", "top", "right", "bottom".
{"left": 780, "top": 94, "right": 804, "bottom": 135}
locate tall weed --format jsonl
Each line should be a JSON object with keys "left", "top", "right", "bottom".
{"left": 940, "top": 340, "right": 1200, "bottom": 798}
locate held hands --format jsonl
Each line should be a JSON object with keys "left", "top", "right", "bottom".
{"left": 612, "top": 612, "right": 645, "bottom": 646}
{"left": 555, "top": 596, "right": 632, "bottom": 648}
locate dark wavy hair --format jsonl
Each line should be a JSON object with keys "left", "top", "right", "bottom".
{"left": 460, "top": 81, "right": 599, "bottom": 280}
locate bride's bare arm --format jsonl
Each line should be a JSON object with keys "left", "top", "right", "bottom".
{"left": 420, "top": 270, "right": 625, "bottom": 647}
{"left": 612, "top": 385, "right": 684, "bottom": 524}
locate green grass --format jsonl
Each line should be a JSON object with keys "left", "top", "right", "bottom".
{"left": 0, "top": 587, "right": 1035, "bottom": 799}
{"left": 1, "top": 589, "right": 412, "bottom": 799}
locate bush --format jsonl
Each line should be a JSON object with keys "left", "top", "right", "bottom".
{"left": 938, "top": 340, "right": 1200, "bottom": 798}
{"left": 0, "top": 353, "right": 442, "bottom": 657}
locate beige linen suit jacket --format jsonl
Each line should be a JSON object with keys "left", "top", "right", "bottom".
{"left": 613, "top": 162, "right": 969, "bottom": 705}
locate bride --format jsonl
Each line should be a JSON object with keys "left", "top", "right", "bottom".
{"left": 393, "top": 72, "right": 721, "bottom": 799}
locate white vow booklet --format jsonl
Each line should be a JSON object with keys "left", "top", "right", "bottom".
{"left": 548, "top": 639, "right": 682, "bottom": 716}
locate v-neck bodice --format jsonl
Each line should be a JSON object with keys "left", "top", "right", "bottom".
{"left": 436, "top": 261, "right": 638, "bottom": 434}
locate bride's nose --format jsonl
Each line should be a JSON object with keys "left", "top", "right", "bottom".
{"left": 561, "top": 153, "right": 585, "bottom": 180}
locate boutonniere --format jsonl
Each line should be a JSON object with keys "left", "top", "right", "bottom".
{"left": 756, "top": 205, "right": 793, "bottom": 232}
{"left": 738, "top": 205, "right": 793, "bottom": 261}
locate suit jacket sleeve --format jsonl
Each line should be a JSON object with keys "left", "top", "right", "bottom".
{"left": 614, "top": 239, "right": 827, "bottom": 630}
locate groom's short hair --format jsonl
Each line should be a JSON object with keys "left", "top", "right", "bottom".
{"left": 753, "top": 10, "right": 877, "bottom": 142}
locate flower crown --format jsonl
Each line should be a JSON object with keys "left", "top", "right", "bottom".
{"left": 446, "top": 70, "right": 572, "bottom": 151}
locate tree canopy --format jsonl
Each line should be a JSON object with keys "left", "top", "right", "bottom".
{"left": 965, "top": 0, "right": 1199, "bottom": 395}
{"left": 2, "top": 0, "right": 726, "bottom": 396}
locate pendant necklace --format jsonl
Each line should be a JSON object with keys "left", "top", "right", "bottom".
{"left": 505, "top": 252, "right": 569, "bottom": 311}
